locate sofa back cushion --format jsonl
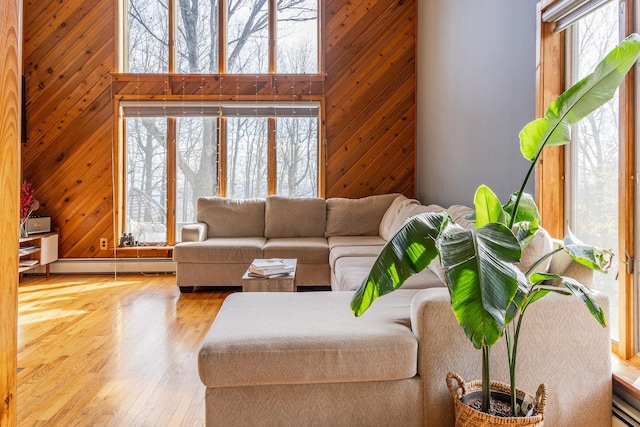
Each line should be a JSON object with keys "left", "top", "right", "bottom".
{"left": 325, "top": 194, "right": 401, "bottom": 237}
{"left": 198, "top": 197, "right": 265, "bottom": 238}
{"left": 379, "top": 198, "right": 445, "bottom": 241}
{"left": 264, "top": 196, "right": 327, "bottom": 238}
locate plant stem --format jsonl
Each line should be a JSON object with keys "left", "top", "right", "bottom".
{"left": 508, "top": 155, "right": 539, "bottom": 230}
{"left": 525, "top": 247, "right": 563, "bottom": 277}
{"left": 510, "top": 306, "right": 530, "bottom": 416}
{"left": 482, "top": 345, "right": 491, "bottom": 413}
{"left": 505, "top": 323, "right": 516, "bottom": 415}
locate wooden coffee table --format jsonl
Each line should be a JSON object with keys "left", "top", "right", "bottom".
{"left": 242, "top": 259, "right": 297, "bottom": 292}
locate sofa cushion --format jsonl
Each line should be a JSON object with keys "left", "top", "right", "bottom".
{"left": 379, "top": 195, "right": 415, "bottom": 240}
{"left": 333, "top": 257, "right": 444, "bottom": 291}
{"left": 329, "top": 245, "right": 383, "bottom": 270}
{"left": 198, "top": 290, "right": 419, "bottom": 387}
{"left": 516, "top": 227, "right": 553, "bottom": 274}
{"left": 447, "top": 205, "right": 475, "bottom": 229}
{"left": 327, "top": 235, "right": 386, "bottom": 249}
{"left": 325, "top": 194, "right": 401, "bottom": 237}
{"left": 173, "top": 237, "right": 265, "bottom": 264}
{"left": 264, "top": 196, "right": 327, "bottom": 238}
{"left": 263, "top": 238, "right": 329, "bottom": 264}
{"left": 198, "top": 197, "right": 265, "bottom": 238}
{"left": 381, "top": 202, "right": 446, "bottom": 241}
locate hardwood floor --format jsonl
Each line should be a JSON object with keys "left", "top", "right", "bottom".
{"left": 17, "top": 274, "right": 234, "bottom": 426}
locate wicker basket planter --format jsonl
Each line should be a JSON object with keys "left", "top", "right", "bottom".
{"left": 446, "top": 372, "right": 547, "bottom": 427}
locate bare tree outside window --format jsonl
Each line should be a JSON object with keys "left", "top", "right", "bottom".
{"left": 127, "top": 0, "right": 169, "bottom": 73}
{"left": 176, "top": 116, "right": 219, "bottom": 241}
{"left": 227, "top": 117, "right": 269, "bottom": 198}
{"left": 571, "top": 2, "right": 619, "bottom": 341}
{"left": 177, "top": 0, "right": 219, "bottom": 73}
{"left": 227, "top": 0, "right": 269, "bottom": 73}
{"left": 126, "top": 118, "right": 168, "bottom": 242}
{"left": 276, "top": 117, "right": 317, "bottom": 197}
{"left": 277, "top": 0, "right": 317, "bottom": 73}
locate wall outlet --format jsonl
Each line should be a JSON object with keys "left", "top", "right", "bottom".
{"left": 100, "top": 238, "right": 108, "bottom": 250}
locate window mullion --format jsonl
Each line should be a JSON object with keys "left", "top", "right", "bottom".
{"left": 168, "top": 0, "right": 176, "bottom": 73}
{"left": 219, "top": 117, "right": 227, "bottom": 197}
{"left": 269, "top": 0, "right": 276, "bottom": 73}
{"left": 268, "top": 118, "right": 276, "bottom": 194}
{"left": 219, "top": 0, "right": 227, "bottom": 73}
{"left": 167, "top": 118, "right": 177, "bottom": 245}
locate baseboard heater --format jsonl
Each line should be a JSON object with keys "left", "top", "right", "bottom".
{"left": 29, "top": 258, "right": 176, "bottom": 275}
{"left": 614, "top": 395, "right": 640, "bottom": 426}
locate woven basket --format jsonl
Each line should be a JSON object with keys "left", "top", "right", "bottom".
{"left": 446, "top": 372, "right": 547, "bottom": 427}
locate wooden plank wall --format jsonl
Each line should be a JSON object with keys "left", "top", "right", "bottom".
{"left": 1, "top": 0, "right": 21, "bottom": 423}
{"left": 324, "top": 0, "right": 416, "bottom": 197}
{"left": 22, "top": 0, "right": 416, "bottom": 259}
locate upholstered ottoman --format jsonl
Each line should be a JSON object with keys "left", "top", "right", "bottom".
{"left": 198, "top": 290, "right": 424, "bottom": 427}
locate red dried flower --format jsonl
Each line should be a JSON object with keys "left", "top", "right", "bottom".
{"left": 20, "top": 181, "right": 36, "bottom": 219}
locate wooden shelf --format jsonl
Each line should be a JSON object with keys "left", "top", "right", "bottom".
{"left": 19, "top": 232, "right": 58, "bottom": 278}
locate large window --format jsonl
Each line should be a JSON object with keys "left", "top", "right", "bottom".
{"left": 540, "top": 0, "right": 639, "bottom": 358}
{"left": 121, "top": 101, "right": 320, "bottom": 244}
{"left": 567, "top": 2, "right": 621, "bottom": 340}
{"left": 125, "top": 0, "right": 319, "bottom": 74}
{"left": 120, "top": 0, "right": 323, "bottom": 245}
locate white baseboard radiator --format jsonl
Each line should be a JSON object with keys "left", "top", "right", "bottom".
{"left": 614, "top": 395, "right": 640, "bottom": 426}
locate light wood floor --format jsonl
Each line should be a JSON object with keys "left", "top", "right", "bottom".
{"left": 17, "top": 273, "right": 234, "bottom": 426}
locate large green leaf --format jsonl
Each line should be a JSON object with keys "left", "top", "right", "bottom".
{"left": 350, "top": 212, "right": 448, "bottom": 316}
{"left": 503, "top": 192, "right": 540, "bottom": 227}
{"left": 563, "top": 230, "right": 614, "bottom": 273}
{"left": 474, "top": 185, "right": 507, "bottom": 228}
{"left": 438, "top": 222, "right": 524, "bottom": 348}
{"left": 561, "top": 277, "right": 607, "bottom": 327}
{"left": 520, "top": 34, "right": 640, "bottom": 161}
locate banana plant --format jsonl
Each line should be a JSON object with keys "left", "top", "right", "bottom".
{"left": 351, "top": 33, "right": 639, "bottom": 415}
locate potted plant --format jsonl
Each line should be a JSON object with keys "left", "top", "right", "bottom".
{"left": 351, "top": 33, "right": 640, "bottom": 423}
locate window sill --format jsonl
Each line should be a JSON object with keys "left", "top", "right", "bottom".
{"left": 612, "top": 352, "right": 640, "bottom": 400}
{"left": 114, "top": 246, "right": 174, "bottom": 259}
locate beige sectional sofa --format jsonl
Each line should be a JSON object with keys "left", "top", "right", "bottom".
{"left": 174, "top": 193, "right": 457, "bottom": 293}
{"left": 186, "top": 194, "right": 612, "bottom": 426}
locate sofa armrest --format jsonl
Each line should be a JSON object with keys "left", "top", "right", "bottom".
{"left": 548, "top": 238, "right": 595, "bottom": 288}
{"left": 410, "top": 287, "right": 611, "bottom": 427}
{"left": 181, "top": 223, "right": 208, "bottom": 242}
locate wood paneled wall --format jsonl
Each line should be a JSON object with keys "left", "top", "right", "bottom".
{"left": 1, "top": 0, "right": 21, "bottom": 423}
{"left": 324, "top": 0, "right": 416, "bottom": 197}
{"left": 22, "top": 0, "right": 416, "bottom": 259}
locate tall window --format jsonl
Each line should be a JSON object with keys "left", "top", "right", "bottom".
{"left": 125, "top": 0, "right": 319, "bottom": 73}
{"left": 121, "top": 101, "right": 320, "bottom": 244}
{"left": 567, "top": 2, "right": 620, "bottom": 340}
{"left": 120, "top": 0, "right": 323, "bottom": 245}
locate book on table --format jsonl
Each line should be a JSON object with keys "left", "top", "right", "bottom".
{"left": 249, "top": 259, "right": 295, "bottom": 278}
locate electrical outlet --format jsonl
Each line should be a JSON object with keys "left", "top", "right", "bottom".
{"left": 100, "top": 238, "right": 108, "bottom": 250}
